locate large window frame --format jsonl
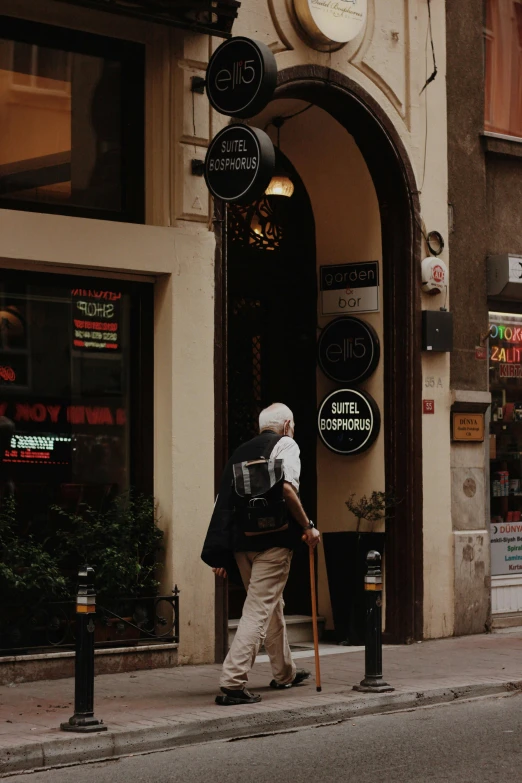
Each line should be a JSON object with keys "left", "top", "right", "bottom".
{"left": 0, "top": 16, "right": 145, "bottom": 223}
{"left": 485, "top": 0, "right": 522, "bottom": 139}
{"left": 0, "top": 267, "right": 153, "bottom": 496}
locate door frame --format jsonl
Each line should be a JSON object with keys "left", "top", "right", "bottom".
{"left": 214, "top": 66, "right": 423, "bottom": 658}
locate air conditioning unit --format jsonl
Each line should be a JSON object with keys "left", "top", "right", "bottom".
{"left": 488, "top": 254, "right": 522, "bottom": 299}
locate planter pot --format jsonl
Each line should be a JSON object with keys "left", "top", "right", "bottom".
{"left": 323, "top": 531, "right": 385, "bottom": 646}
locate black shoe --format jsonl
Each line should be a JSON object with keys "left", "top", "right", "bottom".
{"left": 215, "top": 687, "right": 262, "bottom": 706}
{"left": 269, "top": 669, "right": 311, "bottom": 690}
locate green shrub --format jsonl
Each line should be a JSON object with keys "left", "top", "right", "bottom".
{"left": 53, "top": 492, "right": 164, "bottom": 601}
{"left": 0, "top": 494, "right": 67, "bottom": 603}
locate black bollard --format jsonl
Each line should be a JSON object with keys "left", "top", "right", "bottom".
{"left": 353, "top": 551, "right": 394, "bottom": 693}
{"left": 61, "top": 566, "right": 107, "bottom": 732}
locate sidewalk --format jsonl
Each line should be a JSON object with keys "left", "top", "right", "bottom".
{"left": 1, "top": 631, "right": 522, "bottom": 776}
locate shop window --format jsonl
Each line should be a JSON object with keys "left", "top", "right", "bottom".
{"left": 485, "top": 0, "right": 522, "bottom": 138}
{"left": 489, "top": 311, "right": 522, "bottom": 577}
{"left": 0, "top": 271, "right": 152, "bottom": 529}
{"left": 0, "top": 17, "right": 144, "bottom": 221}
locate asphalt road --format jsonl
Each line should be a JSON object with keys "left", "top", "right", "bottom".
{"left": 14, "top": 692, "right": 522, "bottom": 783}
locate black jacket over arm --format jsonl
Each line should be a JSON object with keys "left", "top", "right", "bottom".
{"left": 201, "top": 454, "right": 242, "bottom": 584}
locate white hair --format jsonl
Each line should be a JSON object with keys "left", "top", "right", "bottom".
{"left": 259, "top": 403, "right": 294, "bottom": 433}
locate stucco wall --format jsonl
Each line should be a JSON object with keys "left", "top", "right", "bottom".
{"left": 239, "top": 0, "right": 452, "bottom": 639}
{"left": 253, "top": 101, "right": 383, "bottom": 629}
{"left": 0, "top": 0, "right": 455, "bottom": 660}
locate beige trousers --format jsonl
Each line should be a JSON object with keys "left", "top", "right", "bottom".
{"left": 220, "top": 547, "right": 297, "bottom": 690}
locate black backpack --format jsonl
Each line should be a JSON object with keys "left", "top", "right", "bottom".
{"left": 232, "top": 435, "right": 288, "bottom": 536}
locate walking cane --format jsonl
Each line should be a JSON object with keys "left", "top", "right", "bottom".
{"left": 304, "top": 538, "right": 322, "bottom": 692}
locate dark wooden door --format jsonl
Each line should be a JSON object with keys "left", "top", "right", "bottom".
{"left": 226, "top": 158, "right": 317, "bottom": 618}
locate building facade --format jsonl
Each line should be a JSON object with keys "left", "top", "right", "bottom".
{"left": 0, "top": 0, "right": 475, "bottom": 680}
{"left": 447, "top": 0, "right": 522, "bottom": 633}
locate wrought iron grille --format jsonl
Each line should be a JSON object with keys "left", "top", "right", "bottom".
{"left": 228, "top": 198, "right": 283, "bottom": 251}
{"left": 228, "top": 298, "right": 264, "bottom": 451}
{"left": 0, "top": 588, "right": 179, "bottom": 656}
{"left": 55, "top": 0, "right": 241, "bottom": 37}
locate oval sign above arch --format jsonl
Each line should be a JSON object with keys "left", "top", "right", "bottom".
{"left": 293, "top": 0, "right": 367, "bottom": 47}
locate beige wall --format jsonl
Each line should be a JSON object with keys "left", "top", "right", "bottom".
{"left": 0, "top": 0, "right": 218, "bottom": 664}
{"left": 253, "top": 101, "right": 383, "bottom": 629}
{"left": 0, "top": 0, "right": 454, "bottom": 660}
{"left": 236, "top": 0, "right": 452, "bottom": 638}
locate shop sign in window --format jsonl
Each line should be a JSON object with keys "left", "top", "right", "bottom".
{"left": 489, "top": 311, "right": 522, "bottom": 575}
{"left": 71, "top": 288, "right": 121, "bottom": 352}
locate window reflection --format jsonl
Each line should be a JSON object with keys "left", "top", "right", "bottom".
{"left": 0, "top": 276, "right": 138, "bottom": 523}
{"left": 0, "top": 19, "right": 143, "bottom": 219}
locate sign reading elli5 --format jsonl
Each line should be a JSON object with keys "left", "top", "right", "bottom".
{"left": 206, "top": 37, "right": 277, "bottom": 118}
{"left": 317, "top": 316, "right": 380, "bottom": 384}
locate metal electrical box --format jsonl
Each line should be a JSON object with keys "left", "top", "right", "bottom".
{"left": 422, "top": 310, "right": 453, "bottom": 352}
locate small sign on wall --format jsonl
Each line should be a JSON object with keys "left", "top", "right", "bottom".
{"left": 423, "top": 400, "right": 435, "bottom": 414}
{"left": 320, "top": 262, "right": 379, "bottom": 315}
{"left": 452, "top": 412, "right": 485, "bottom": 442}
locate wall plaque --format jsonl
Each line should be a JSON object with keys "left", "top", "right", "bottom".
{"left": 317, "top": 316, "right": 380, "bottom": 384}
{"left": 452, "top": 412, "right": 485, "bottom": 442}
{"left": 204, "top": 124, "right": 275, "bottom": 203}
{"left": 294, "top": 0, "right": 367, "bottom": 47}
{"left": 206, "top": 37, "right": 277, "bottom": 118}
{"left": 320, "top": 262, "right": 379, "bottom": 315}
{"left": 318, "top": 388, "right": 380, "bottom": 455}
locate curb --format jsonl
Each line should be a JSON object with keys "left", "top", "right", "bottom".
{"left": 2, "top": 680, "right": 522, "bottom": 777}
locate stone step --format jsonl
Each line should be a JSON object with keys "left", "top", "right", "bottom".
{"left": 491, "top": 611, "right": 522, "bottom": 630}
{"left": 228, "top": 614, "right": 325, "bottom": 648}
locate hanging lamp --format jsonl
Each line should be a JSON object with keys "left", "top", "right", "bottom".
{"left": 264, "top": 117, "right": 294, "bottom": 198}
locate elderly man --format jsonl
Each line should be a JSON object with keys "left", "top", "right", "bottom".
{"left": 202, "top": 402, "right": 320, "bottom": 706}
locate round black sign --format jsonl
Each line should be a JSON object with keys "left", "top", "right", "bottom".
{"left": 318, "top": 388, "right": 381, "bottom": 456}
{"left": 204, "top": 124, "right": 275, "bottom": 203}
{"left": 206, "top": 37, "right": 277, "bottom": 119}
{"left": 318, "top": 317, "right": 380, "bottom": 384}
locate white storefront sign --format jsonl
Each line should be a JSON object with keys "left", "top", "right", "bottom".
{"left": 294, "top": 0, "right": 367, "bottom": 46}
{"left": 320, "top": 261, "right": 379, "bottom": 315}
{"left": 490, "top": 520, "right": 522, "bottom": 576}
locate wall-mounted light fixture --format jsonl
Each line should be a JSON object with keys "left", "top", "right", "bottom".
{"left": 264, "top": 116, "right": 295, "bottom": 198}
{"left": 265, "top": 172, "right": 294, "bottom": 198}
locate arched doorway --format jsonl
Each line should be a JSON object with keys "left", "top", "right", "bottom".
{"left": 214, "top": 66, "right": 423, "bottom": 657}
{"left": 225, "top": 150, "right": 317, "bottom": 621}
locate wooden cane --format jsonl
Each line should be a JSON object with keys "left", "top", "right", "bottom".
{"left": 307, "top": 542, "right": 322, "bottom": 692}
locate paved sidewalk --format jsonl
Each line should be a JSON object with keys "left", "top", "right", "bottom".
{"left": 1, "top": 631, "right": 522, "bottom": 776}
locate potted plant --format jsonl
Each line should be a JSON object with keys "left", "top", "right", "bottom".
{"left": 323, "top": 491, "right": 396, "bottom": 646}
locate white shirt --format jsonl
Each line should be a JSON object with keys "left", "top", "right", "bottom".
{"left": 270, "top": 436, "right": 301, "bottom": 492}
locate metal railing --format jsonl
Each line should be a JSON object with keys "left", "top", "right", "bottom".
{"left": 0, "top": 588, "right": 179, "bottom": 656}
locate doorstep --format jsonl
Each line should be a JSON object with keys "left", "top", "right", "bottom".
{"left": 491, "top": 611, "right": 522, "bottom": 630}
{"left": 0, "top": 642, "right": 178, "bottom": 685}
{"left": 228, "top": 614, "right": 325, "bottom": 647}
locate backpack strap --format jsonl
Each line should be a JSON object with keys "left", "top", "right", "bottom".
{"left": 258, "top": 432, "right": 283, "bottom": 459}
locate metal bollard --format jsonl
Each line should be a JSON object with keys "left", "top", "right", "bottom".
{"left": 353, "top": 551, "right": 394, "bottom": 693}
{"left": 61, "top": 566, "right": 107, "bottom": 732}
